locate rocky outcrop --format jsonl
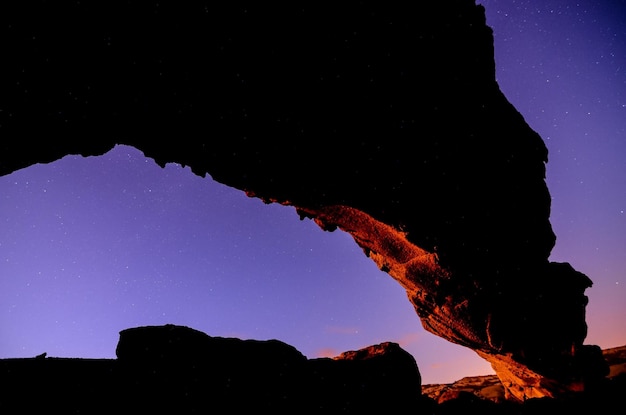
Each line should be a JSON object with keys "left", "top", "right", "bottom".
{"left": 115, "top": 325, "right": 310, "bottom": 412}
{"left": 1, "top": 328, "right": 623, "bottom": 414}
{"left": 604, "top": 345, "right": 626, "bottom": 379}
{"left": 422, "top": 346, "right": 626, "bottom": 413}
{"left": 0, "top": 325, "right": 423, "bottom": 413}
{"left": 423, "top": 374, "right": 506, "bottom": 404}
{"left": 114, "top": 325, "right": 422, "bottom": 412}
{"left": 1, "top": 1, "right": 608, "bottom": 399}
{"left": 116, "top": 324, "right": 306, "bottom": 368}
{"left": 311, "top": 341, "right": 422, "bottom": 411}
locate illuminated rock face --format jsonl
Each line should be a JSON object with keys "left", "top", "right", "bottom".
{"left": 1, "top": 1, "right": 608, "bottom": 400}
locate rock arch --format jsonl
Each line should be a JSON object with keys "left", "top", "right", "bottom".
{"left": 1, "top": 1, "right": 607, "bottom": 400}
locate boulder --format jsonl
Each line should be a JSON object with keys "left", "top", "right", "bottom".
{"left": 309, "top": 342, "right": 422, "bottom": 411}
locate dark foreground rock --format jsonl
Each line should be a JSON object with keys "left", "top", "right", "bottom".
{"left": 0, "top": 325, "right": 624, "bottom": 414}
{"left": 0, "top": 325, "right": 422, "bottom": 413}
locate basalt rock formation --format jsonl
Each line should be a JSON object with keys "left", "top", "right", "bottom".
{"left": 1, "top": 1, "right": 609, "bottom": 400}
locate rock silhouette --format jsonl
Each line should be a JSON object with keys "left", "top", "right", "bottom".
{"left": 0, "top": 325, "right": 423, "bottom": 413}
{"left": 0, "top": 0, "right": 610, "bottom": 399}
{"left": 114, "top": 325, "right": 422, "bottom": 412}
{"left": 0, "top": 325, "right": 624, "bottom": 414}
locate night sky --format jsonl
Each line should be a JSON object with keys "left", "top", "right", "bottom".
{"left": 1, "top": 0, "right": 625, "bottom": 385}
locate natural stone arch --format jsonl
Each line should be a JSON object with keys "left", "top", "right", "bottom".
{"left": 1, "top": 1, "right": 608, "bottom": 400}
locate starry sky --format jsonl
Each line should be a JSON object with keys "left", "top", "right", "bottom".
{"left": 1, "top": 0, "right": 625, "bottom": 385}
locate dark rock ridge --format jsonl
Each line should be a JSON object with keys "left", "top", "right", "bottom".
{"left": 0, "top": 0, "right": 608, "bottom": 399}
{"left": 0, "top": 326, "right": 623, "bottom": 414}
{"left": 115, "top": 324, "right": 421, "bottom": 412}
{"left": 0, "top": 325, "right": 423, "bottom": 413}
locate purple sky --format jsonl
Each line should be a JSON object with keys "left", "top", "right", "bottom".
{"left": 1, "top": 0, "right": 625, "bottom": 385}
{"left": 480, "top": 0, "right": 626, "bottom": 352}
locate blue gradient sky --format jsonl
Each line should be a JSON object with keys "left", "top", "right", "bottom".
{"left": 1, "top": 0, "right": 624, "bottom": 384}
